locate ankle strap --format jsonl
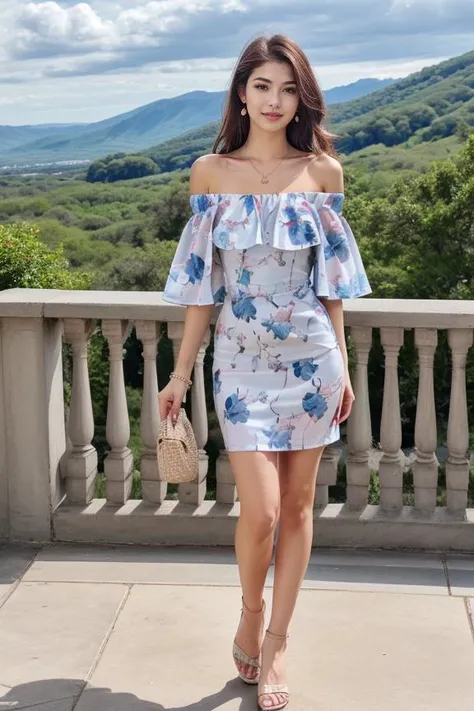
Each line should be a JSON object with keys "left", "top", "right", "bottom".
{"left": 242, "top": 597, "right": 265, "bottom": 615}
{"left": 266, "top": 628, "right": 289, "bottom": 640}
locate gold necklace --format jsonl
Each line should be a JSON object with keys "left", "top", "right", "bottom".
{"left": 248, "top": 153, "right": 288, "bottom": 184}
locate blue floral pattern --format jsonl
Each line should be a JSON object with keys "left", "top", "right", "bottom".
{"left": 224, "top": 390, "right": 250, "bottom": 424}
{"left": 163, "top": 191, "right": 372, "bottom": 452}
{"left": 184, "top": 253, "right": 205, "bottom": 284}
{"left": 231, "top": 294, "right": 257, "bottom": 322}
{"left": 293, "top": 359, "right": 320, "bottom": 381}
{"left": 263, "top": 424, "right": 294, "bottom": 449}
{"left": 302, "top": 384, "right": 330, "bottom": 420}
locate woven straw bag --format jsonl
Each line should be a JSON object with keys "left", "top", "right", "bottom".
{"left": 157, "top": 408, "right": 199, "bottom": 483}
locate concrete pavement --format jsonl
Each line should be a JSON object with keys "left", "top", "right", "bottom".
{"left": 0, "top": 543, "right": 473, "bottom": 711}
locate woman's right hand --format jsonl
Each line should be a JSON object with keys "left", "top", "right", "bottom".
{"left": 158, "top": 378, "right": 188, "bottom": 424}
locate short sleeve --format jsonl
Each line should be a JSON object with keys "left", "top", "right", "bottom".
{"left": 312, "top": 201, "right": 372, "bottom": 300}
{"left": 162, "top": 198, "right": 226, "bottom": 306}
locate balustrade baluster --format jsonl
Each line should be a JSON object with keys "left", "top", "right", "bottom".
{"left": 63, "top": 318, "right": 98, "bottom": 504}
{"left": 135, "top": 320, "right": 165, "bottom": 504}
{"left": 102, "top": 319, "right": 134, "bottom": 504}
{"left": 413, "top": 328, "right": 439, "bottom": 512}
{"left": 446, "top": 329, "right": 473, "bottom": 514}
{"left": 379, "top": 327, "right": 405, "bottom": 511}
{"left": 346, "top": 327, "right": 373, "bottom": 508}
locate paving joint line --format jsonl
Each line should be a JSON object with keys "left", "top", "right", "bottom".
{"left": 464, "top": 598, "right": 474, "bottom": 645}
{"left": 14, "top": 577, "right": 451, "bottom": 596}
{"left": 441, "top": 553, "right": 452, "bottom": 595}
{"left": 71, "top": 583, "right": 133, "bottom": 711}
{"left": 0, "top": 545, "right": 43, "bottom": 611}
{"left": 70, "top": 682, "right": 87, "bottom": 711}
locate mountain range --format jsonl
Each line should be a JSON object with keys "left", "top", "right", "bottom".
{"left": 0, "top": 78, "right": 394, "bottom": 166}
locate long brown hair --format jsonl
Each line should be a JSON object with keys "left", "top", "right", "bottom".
{"left": 213, "top": 35, "right": 337, "bottom": 157}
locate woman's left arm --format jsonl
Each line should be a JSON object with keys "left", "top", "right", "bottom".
{"left": 322, "top": 297, "right": 354, "bottom": 424}
{"left": 320, "top": 299, "right": 348, "bottom": 374}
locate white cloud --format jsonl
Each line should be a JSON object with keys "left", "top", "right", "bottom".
{"left": 117, "top": 0, "right": 209, "bottom": 38}
{"left": 6, "top": 0, "right": 474, "bottom": 66}
{"left": 388, "top": 0, "right": 460, "bottom": 13}
{"left": 12, "top": 1, "right": 116, "bottom": 57}
{"left": 9, "top": 0, "right": 247, "bottom": 59}
{"left": 0, "top": 0, "right": 473, "bottom": 124}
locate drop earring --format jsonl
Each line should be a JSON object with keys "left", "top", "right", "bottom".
{"left": 294, "top": 114, "right": 300, "bottom": 123}
{"left": 241, "top": 106, "right": 247, "bottom": 116}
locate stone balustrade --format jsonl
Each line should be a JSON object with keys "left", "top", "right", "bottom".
{"left": 0, "top": 289, "right": 473, "bottom": 550}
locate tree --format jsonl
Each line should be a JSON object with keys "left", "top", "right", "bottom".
{"left": 0, "top": 222, "right": 91, "bottom": 290}
{"left": 456, "top": 119, "right": 473, "bottom": 143}
{"left": 96, "top": 241, "right": 178, "bottom": 291}
{"left": 151, "top": 181, "right": 191, "bottom": 241}
{"left": 86, "top": 155, "right": 158, "bottom": 183}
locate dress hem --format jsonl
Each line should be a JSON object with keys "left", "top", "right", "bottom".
{"left": 224, "top": 432, "right": 341, "bottom": 453}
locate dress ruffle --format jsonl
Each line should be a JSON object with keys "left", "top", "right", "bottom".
{"left": 162, "top": 204, "right": 227, "bottom": 306}
{"left": 162, "top": 192, "right": 372, "bottom": 305}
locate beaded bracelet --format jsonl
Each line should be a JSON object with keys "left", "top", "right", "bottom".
{"left": 170, "top": 371, "right": 193, "bottom": 388}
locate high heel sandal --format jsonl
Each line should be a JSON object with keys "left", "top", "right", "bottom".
{"left": 232, "top": 597, "right": 266, "bottom": 685}
{"left": 257, "top": 629, "right": 290, "bottom": 711}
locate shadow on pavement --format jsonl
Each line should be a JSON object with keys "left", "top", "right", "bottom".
{"left": 0, "top": 677, "right": 257, "bottom": 710}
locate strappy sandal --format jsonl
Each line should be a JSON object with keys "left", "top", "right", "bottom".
{"left": 257, "top": 629, "right": 290, "bottom": 710}
{"left": 232, "top": 597, "right": 266, "bottom": 684}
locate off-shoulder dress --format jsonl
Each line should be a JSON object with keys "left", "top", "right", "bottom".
{"left": 162, "top": 192, "right": 372, "bottom": 452}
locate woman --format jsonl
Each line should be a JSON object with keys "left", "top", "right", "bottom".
{"left": 158, "top": 34, "right": 371, "bottom": 711}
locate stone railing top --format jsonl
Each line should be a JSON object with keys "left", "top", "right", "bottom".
{"left": 0, "top": 288, "right": 473, "bottom": 329}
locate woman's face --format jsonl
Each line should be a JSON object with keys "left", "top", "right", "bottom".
{"left": 240, "top": 61, "right": 299, "bottom": 132}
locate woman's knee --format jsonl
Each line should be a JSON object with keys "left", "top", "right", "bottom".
{"left": 230, "top": 450, "right": 280, "bottom": 540}
{"left": 240, "top": 503, "right": 280, "bottom": 541}
{"left": 278, "top": 449, "right": 323, "bottom": 529}
{"left": 280, "top": 490, "right": 313, "bottom": 530}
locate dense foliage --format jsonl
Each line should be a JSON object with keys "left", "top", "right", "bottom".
{"left": 348, "top": 136, "right": 474, "bottom": 301}
{"left": 0, "top": 222, "right": 91, "bottom": 290}
{"left": 0, "top": 171, "right": 191, "bottom": 284}
{"left": 86, "top": 153, "right": 158, "bottom": 183}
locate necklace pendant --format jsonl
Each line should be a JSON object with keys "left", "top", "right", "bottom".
{"left": 261, "top": 177, "right": 269, "bottom": 184}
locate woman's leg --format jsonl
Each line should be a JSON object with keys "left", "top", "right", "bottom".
{"left": 258, "top": 446, "right": 325, "bottom": 707}
{"left": 229, "top": 450, "right": 281, "bottom": 681}
{"left": 271, "top": 446, "right": 324, "bottom": 630}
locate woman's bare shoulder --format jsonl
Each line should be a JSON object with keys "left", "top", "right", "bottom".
{"left": 308, "top": 152, "right": 344, "bottom": 192}
{"left": 189, "top": 154, "right": 223, "bottom": 194}
{"left": 192, "top": 153, "right": 224, "bottom": 166}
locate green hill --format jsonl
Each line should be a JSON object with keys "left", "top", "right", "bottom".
{"left": 332, "top": 50, "right": 474, "bottom": 152}
{"left": 141, "top": 122, "right": 221, "bottom": 174}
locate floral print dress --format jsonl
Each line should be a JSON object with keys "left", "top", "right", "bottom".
{"left": 163, "top": 191, "right": 372, "bottom": 452}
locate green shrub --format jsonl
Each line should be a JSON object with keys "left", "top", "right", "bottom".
{"left": 0, "top": 221, "right": 90, "bottom": 290}
{"left": 79, "top": 215, "right": 112, "bottom": 231}
{"left": 43, "top": 206, "right": 76, "bottom": 225}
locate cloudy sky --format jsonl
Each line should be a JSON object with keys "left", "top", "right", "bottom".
{"left": 1, "top": 0, "right": 473, "bottom": 126}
